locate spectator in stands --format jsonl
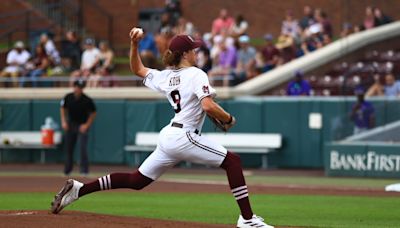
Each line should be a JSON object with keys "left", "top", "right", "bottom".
{"left": 340, "top": 22, "right": 353, "bottom": 38}
{"left": 304, "top": 21, "right": 328, "bottom": 50}
{"left": 254, "top": 51, "right": 266, "bottom": 75}
{"left": 230, "top": 14, "right": 249, "bottom": 37}
{"left": 40, "top": 33, "right": 61, "bottom": 65}
{"left": 211, "top": 8, "right": 234, "bottom": 36}
{"left": 155, "top": 27, "right": 174, "bottom": 57}
{"left": 363, "top": 6, "right": 376, "bottom": 29}
{"left": 196, "top": 45, "right": 212, "bottom": 73}
{"left": 353, "top": 24, "right": 365, "bottom": 33}
{"left": 208, "top": 37, "right": 237, "bottom": 87}
{"left": 139, "top": 29, "right": 159, "bottom": 68}
{"left": 321, "top": 34, "right": 332, "bottom": 46}
{"left": 383, "top": 73, "right": 400, "bottom": 98}
{"left": 98, "top": 41, "right": 114, "bottom": 74}
{"left": 350, "top": 87, "right": 375, "bottom": 134}
{"left": 315, "top": 10, "right": 333, "bottom": 38}
{"left": 165, "top": 0, "right": 182, "bottom": 26}
{"left": 212, "top": 28, "right": 235, "bottom": 54}
{"left": 296, "top": 38, "right": 316, "bottom": 57}
{"left": 70, "top": 38, "right": 100, "bottom": 85}
{"left": 173, "top": 17, "right": 195, "bottom": 36}
{"left": 202, "top": 32, "right": 213, "bottom": 50}
{"left": 366, "top": 74, "right": 384, "bottom": 97}
{"left": 261, "top": 34, "right": 280, "bottom": 72}
{"left": 159, "top": 13, "right": 173, "bottom": 34}
{"left": 0, "top": 41, "right": 30, "bottom": 87}
{"left": 210, "top": 35, "right": 223, "bottom": 64}
{"left": 21, "top": 44, "right": 50, "bottom": 87}
{"left": 276, "top": 31, "right": 295, "bottom": 63}
{"left": 87, "top": 41, "right": 114, "bottom": 88}
{"left": 286, "top": 70, "right": 311, "bottom": 96}
{"left": 61, "top": 30, "right": 81, "bottom": 72}
{"left": 234, "top": 35, "right": 257, "bottom": 84}
{"left": 219, "top": 31, "right": 236, "bottom": 49}
{"left": 281, "top": 10, "right": 300, "bottom": 40}
{"left": 139, "top": 29, "right": 158, "bottom": 57}
{"left": 299, "top": 5, "right": 315, "bottom": 31}
{"left": 374, "top": 7, "right": 392, "bottom": 26}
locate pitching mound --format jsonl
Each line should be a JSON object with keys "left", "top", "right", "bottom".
{"left": 0, "top": 210, "right": 232, "bottom": 228}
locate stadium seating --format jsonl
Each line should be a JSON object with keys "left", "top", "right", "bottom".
{"left": 270, "top": 49, "right": 400, "bottom": 96}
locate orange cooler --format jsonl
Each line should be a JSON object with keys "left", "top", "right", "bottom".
{"left": 41, "top": 128, "right": 54, "bottom": 145}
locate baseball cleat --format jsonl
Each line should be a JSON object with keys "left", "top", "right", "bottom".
{"left": 237, "top": 214, "right": 274, "bottom": 228}
{"left": 51, "top": 179, "right": 83, "bottom": 214}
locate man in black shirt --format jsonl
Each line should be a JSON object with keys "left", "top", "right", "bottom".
{"left": 60, "top": 79, "right": 96, "bottom": 176}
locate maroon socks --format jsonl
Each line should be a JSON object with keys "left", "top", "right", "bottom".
{"left": 78, "top": 152, "right": 253, "bottom": 220}
{"left": 220, "top": 152, "right": 253, "bottom": 220}
{"left": 78, "top": 170, "right": 153, "bottom": 197}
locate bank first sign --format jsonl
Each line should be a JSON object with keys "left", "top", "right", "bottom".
{"left": 325, "top": 143, "right": 400, "bottom": 178}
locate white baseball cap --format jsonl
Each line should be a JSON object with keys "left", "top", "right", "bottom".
{"left": 14, "top": 41, "right": 24, "bottom": 48}
{"left": 239, "top": 35, "right": 250, "bottom": 43}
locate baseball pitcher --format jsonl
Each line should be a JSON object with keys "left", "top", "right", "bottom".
{"left": 51, "top": 27, "right": 274, "bottom": 228}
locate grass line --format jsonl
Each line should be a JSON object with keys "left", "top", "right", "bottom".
{"left": 0, "top": 171, "right": 397, "bottom": 188}
{"left": 0, "top": 192, "right": 399, "bottom": 227}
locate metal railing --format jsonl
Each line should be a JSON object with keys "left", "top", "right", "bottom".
{"left": 0, "top": 75, "right": 143, "bottom": 88}
{"left": 0, "top": 75, "right": 232, "bottom": 88}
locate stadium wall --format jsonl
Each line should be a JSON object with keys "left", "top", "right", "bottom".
{"left": 1, "top": 98, "right": 399, "bottom": 169}
{"left": 325, "top": 142, "right": 400, "bottom": 178}
{"left": 85, "top": 0, "right": 400, "bottom": 46}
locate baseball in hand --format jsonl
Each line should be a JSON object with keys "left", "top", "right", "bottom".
{"left": 130, "top": 27, "right": 144, "bottom": 39}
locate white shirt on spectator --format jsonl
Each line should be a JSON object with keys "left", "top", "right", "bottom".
{"left": 81, "top": 48, "right": 100, "bottom": 70}
{"left": 4, "top": 49, "right": 31, "bottom": 73}
{"left": 281, "top": 20, "right": 300, "bottom": 39}
{"left": 231, "top": 21, "right": 248, "bottom": 35}
{"left": 44, "top": 40, "right": 61, "bottom": 64}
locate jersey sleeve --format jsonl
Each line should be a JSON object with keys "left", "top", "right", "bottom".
{"left": 193, "top": 69, "right": 216, "bottom": 100}
{"left": 143, "top": 69, "right": 163, "bottom": 93}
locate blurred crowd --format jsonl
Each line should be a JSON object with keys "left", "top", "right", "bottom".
{"left": 0, "top": 1, "right": 395, "bottom": 89}
{"left": 0, "top": 30, "right": 114, "bottom": 88}
{"left": 141, "top": 3, "right": 394, "bottom": 88}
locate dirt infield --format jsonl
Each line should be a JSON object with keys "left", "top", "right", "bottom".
{"left": 0, "top": 210, "right": 232, "bottom": 228}
{"left": 0, "top": 164, "right": 398, "bottom": 227}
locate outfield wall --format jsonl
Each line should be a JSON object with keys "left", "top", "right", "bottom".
{"left": 0, "top": 97, "right": 399, "bottom": 168}
{"left": 325, "top": 142, "right": 400, "bottom": 178}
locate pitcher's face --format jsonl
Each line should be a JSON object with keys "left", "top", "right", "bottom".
{"left": 185, "top": 49, "right": 197, "bottom": 66}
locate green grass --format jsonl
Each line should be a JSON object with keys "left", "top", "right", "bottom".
{"left": 0, "top": 42, "right": 9, "bottom": 51}
{"left": 1, "top": 192, "right": 399, "bottom": 227}
{"left": 114, "top": 56, "right": 130, "bottom": 64}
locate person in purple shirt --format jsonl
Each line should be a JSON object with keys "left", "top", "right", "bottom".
{"left": 350, "top": 87, "right": 375, "bottom": 134}
{"left": 286, "top": 71, "right": 311, "bottom": 96}
{"left": 208, "top": 40, "right": 237, "bottom": 87}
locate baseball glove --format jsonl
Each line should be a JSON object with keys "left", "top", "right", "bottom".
{"left": 207, "top": 115, "right": 236, "bottom": 132}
